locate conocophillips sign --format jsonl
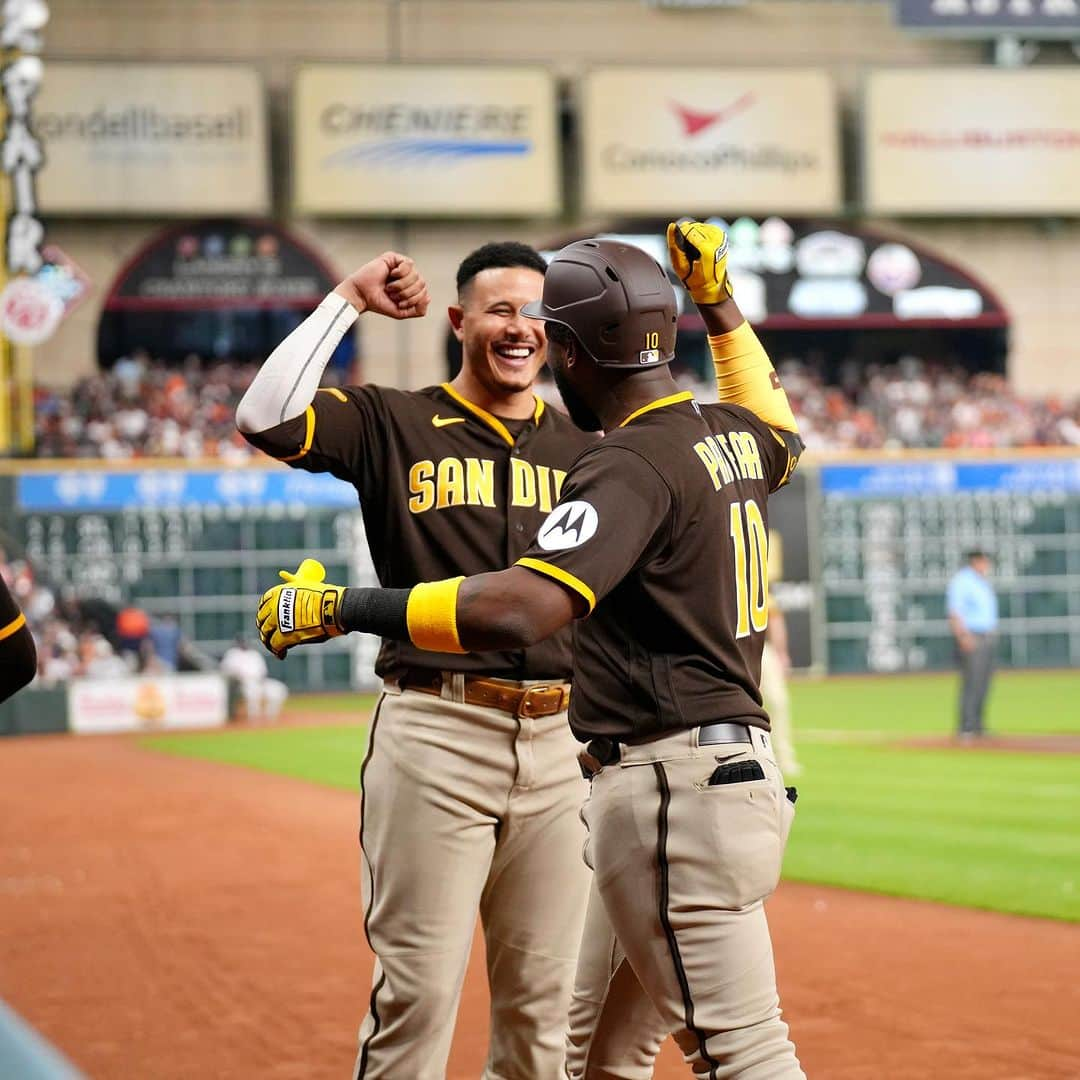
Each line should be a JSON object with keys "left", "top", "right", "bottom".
{"left": 34, "top": 63, "right": 269, "bottom": 215}
{"left": 293, "top": 65, "right": 560, "bottom": 216}
{"left": 582, "top": 68, "right": 840, "bottom": 215}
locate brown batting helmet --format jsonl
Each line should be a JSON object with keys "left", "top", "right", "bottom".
{"left": 521, "top": 239, "right": 677, "bottom": 368}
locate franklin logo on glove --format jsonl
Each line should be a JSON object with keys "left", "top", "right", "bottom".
{"left": 278, "top": 588, "right": 296, "bottom": 633}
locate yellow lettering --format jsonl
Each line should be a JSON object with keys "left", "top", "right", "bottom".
{"left": 731, "top": 432, "right": 763, "bottom": 481}
{"left": 706, "top": 435, "right": 736, "bottom": 485}
{"left": 511, "top": 458, "right": 537, "bottom": 508}
{"left": 552, "top": 469, "right": 567, "bottom": 502}
{"left": 436, "top": 457, "right": 466, "bottom": 508}
{"left": 536, "top": 465, "right": 554, "bottom": 512}
{"left": 408, "top": 460, "right": 435, "bottom": 514}
{"left": 694, "top": 441, "right": 723, "bottom": 491}
{"left": 465, "top": 457, "right": 495, "bottom": 507}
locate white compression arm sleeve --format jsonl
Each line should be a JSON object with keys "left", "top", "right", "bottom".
{"left": 235, "top": 292, "right": 359, "bottom": 433}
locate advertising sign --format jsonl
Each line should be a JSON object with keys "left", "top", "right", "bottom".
{"left": 103, "top": 220, "right": 333, "bottom": 311}
{"left": 17, "top": 465, "right": 357, "bottom": 511}
{"left": 294, "top": 65, "right": 560, "bottom": 216}
{"left": 895, "top": 0, "right": 1080, "bottom": 37}
{"left": 35, "top": 63, "right": 269, "bottom": 215}
{"left": 864, "top": 69, "right": 1080, "bottom": 214}
{"left": 581, "top": 68, "right": 840, "bottom": 215}
{"left": 68, "top": 673, "right": 228, "bottom": 734}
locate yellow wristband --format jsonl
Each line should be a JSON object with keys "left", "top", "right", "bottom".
{"left": 708, "top": 322, "right": 798, "bottom": 433}
{"left": 406, "top": 577, "right": 467, "bottom": 654}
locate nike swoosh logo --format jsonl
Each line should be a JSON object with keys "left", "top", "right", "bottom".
{"left": 432, "top": 415, "right": 466, "bottom": 428}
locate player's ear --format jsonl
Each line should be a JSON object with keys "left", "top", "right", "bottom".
{"left": 447, "top": 304, "right": 465, "bottom": 342}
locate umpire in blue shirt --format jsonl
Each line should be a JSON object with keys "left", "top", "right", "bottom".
{"left": 946, "top": 550, "right": 998, "bottom": 739}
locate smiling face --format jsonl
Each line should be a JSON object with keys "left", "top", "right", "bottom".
{"left": 450, "top": 266, "right": 547, "bottom": 400}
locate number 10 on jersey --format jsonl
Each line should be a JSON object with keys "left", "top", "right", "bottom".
{"left": 730, "top": 499, "right": 769, "bottom": 638}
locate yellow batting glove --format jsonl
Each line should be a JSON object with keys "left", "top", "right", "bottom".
{"left": 666, "top": 219, "right": 734, "bottom": 305}
{"left": 256, "top": 558, "right": 345, "bottom": 660}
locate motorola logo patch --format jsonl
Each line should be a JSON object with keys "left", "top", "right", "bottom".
{"left": 537, "top": 500, "right": 599, "bottom": 551}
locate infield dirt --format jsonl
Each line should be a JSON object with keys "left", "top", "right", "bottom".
{"left": 1, "top": 732, "right": 1077, "bottom": 1079}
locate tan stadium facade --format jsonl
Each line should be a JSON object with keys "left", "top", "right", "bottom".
{"left": 32, "top": 0, "right": 1080, "bottom": 397}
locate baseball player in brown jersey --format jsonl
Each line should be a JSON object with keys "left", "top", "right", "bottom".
{"left": 235, "top": 244, "right": 595, "bottom": 1078}
{"left": 255, "top": 222, "right": 805, "bottom": 1078}
{"left": 0, "top": 574, "right": 37, "bottom": 703}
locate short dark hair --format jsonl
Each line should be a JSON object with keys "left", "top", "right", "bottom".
{"left": 456, "top": 241, "right": 547, "bottom": 296}
{"left": 966, "top": 549, "right": 990, "bottom": 562}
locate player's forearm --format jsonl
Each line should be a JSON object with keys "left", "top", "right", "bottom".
{"left": 235, "top": 292, "right": 358, "bottom": 433}
{"left": 335, "top": 569, "right": 575, "bottom": 653}
{"left": 697, "top": 301, "right": 798, "bottom": 434}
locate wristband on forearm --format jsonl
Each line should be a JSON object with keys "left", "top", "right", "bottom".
{"left": 338, "top": 577, "right": 467, "bottom": 654}
{"left": 708, "top": 322, "right": 799, "bottom": 433}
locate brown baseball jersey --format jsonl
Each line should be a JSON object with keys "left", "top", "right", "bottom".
{"left": 515, "top": 390, "right": 802, "bottom": 742}
{"left": 244, "top": 381, "right": 594, "bottom": 680}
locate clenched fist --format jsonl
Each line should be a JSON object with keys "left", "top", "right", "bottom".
{"left": 666, "top": 219, "right": 734, "bottom": 306}
{"left": 334, "top": 252, "right": 431, "bottom": 320}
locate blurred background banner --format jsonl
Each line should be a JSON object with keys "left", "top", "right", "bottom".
{"left": 293, "top": 64, "right": 560, "bottom": 216}
{"left": 863, "top": 69, "right": 1080, "bottom": 215}
{"left": 582, "top": 68, "right": 840, "bottom": 215}
{"left": 894, "top": 0, "right": 1080, "bottom": 36}
{"left": 35, "top": 63, "right": 269, "bottom": 215}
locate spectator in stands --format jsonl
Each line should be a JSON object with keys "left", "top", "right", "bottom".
{"left": 220, "top": 637, "right": 288, "bottom": 724}
{"left": 947, "top": 550, "right": 999, "bottom": 741}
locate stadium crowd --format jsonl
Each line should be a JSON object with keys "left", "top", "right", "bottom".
{"left": 32, "top": 351, "right": 1079, "bottom": 457}
{"left": 775, "top": 357, "right": 1080, "bottom": 452}
{"left": 0, "top": 550, "right": 192, "bottom": 685}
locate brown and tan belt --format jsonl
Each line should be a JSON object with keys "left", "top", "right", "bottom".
{"left": 399, "top": 670, "right": 571, "bottom": 718}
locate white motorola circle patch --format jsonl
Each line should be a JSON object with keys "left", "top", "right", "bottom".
{"left": 536, "top": 501, "right": 599, "bottom": 551}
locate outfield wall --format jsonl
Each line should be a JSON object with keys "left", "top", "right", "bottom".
{"left": 2, "top": 448, "right": 1077, "bottom": 690}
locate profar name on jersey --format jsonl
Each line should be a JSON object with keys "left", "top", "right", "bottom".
{"left": 693, "top": 430, "right": 765, "bottom": 492}
{"left": 408, "top": 456, "right": 568, "bottom": 515}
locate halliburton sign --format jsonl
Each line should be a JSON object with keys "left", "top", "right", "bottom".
{"left": 581, "top": 68, "right": 841, "bottom": 216}
{"left": 864, "top": 69, "right": 1080, "bottom": 215}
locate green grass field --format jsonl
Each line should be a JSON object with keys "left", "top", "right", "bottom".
{"left": 143, "top": 670, "right": 1080, "bottom": 922}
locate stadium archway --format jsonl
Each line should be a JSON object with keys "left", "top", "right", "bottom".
{"left": 445, "top": 219, "right": 1009, "bottom": 388}
{"left": 97, "top": 219, "right": 354, "bottom": 371}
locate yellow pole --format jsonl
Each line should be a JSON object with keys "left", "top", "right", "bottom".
{"left": 0, "top": 129, "right": 11, "bottom": 455}
{"left": 14, "top": 343, "right": 33, "bottom": 452}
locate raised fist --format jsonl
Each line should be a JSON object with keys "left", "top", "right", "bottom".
{"left": 335, "top": 252, "right": 431, "bottom": 320}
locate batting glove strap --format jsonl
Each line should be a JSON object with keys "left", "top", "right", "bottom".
{"left": 666, "top": 219, "right": 734, "bottom": 306}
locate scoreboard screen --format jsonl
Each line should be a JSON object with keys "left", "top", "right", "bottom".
{"left": 1, "top": 466, "right": 379, "bottom": 691}
{"left": 817, "top": 457, "right": 1080, "bottom": 673}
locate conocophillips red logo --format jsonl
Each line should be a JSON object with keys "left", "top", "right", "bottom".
{"left": 669, "top": 94, "right": 756, "bottom": 138}
{"left": 600, "top": 91, "right": 816, "bottom": 174}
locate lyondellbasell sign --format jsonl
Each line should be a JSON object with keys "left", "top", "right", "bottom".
{"left": 293, "top": 65, "right": 560, "bottom": 216}
{"left": 581, "top": 68, "right": 841, "bottom": 216}
{"left": 894, "top": 0, "right": 1080, "bottom": 37}
{"left": 34, "top": 63, "right": 269, "bottom": 215}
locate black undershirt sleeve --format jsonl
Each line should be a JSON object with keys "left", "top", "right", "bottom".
{"left": 338, "top": 587, "right": 411, "bottom": 642}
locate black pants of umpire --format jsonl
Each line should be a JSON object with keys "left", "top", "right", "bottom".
{"left": 958, "top": 633, "right": 996, "bottom": 736}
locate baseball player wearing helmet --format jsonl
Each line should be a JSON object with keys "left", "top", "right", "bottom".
{"left": 256, "top": 221, "right": 805, "bottom": 1077}
{"left": 0, "top": 574, "right": 36, "bottom": 703}
{"left": 236, "top": 245, "right": 595, "bottom": 1079}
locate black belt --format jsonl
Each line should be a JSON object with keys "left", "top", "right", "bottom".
{"left": 580, "top": 721, "right": 753, "bottom": 777}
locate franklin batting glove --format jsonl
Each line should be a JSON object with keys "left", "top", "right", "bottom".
{"left": 667, "top": 219, "right": 734, "bottom": 305}
{"left": 256, "top": 558, "right": 345, "bottom": 659}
